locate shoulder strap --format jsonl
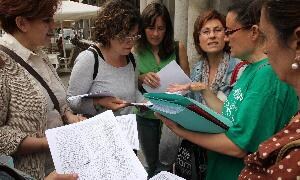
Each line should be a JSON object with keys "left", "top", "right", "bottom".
{"left": 128, "top": 52, "right": 136, "bottom": 70}
{"left": 230, "top": 61, "right": 249, "bottom": 86}
{"left": 87, "top": 47, "right": 99, "bottom": 80}
{"left": 276, "top": 139, "right": 300, "bottom": 162}
{"left": 0, "top": 45, "right": 60, "bottom": 112}
{"left": 175, "top": 41, "right": 180, "bottom": 65}
{"left": 0, "top": 164, "right": 26, "bottom": 180}
{"left": 87, "top": 45, "right": 136, "bottom": 80}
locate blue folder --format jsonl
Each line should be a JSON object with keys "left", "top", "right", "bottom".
{"left": 144, "top": 93, "right": 233, "bottom": 133}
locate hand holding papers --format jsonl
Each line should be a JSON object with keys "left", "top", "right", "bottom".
{"left": 142, "top": 60, "right": 192, "bottom": 93}
{"left": 46, "top": 111, "right": 147, "bottom": 180}
{"left": 144, "top": 93, "right": 233, "bottom": 133}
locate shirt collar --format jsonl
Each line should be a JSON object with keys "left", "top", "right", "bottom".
{"left": 0, "top": 33, "right": 37, "bottom": 62}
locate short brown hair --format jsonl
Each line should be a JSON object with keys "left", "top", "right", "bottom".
{"left": 193, "top": 9, "right": 229, "bottom": 57}
{"left": 0, "top": 0, "right": 59, "bottom": 34}
{"left": 94, "top": 0, "right": 141, "bottom": 47}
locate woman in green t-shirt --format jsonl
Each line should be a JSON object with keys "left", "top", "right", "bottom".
{"left": 156, "top": 0, "right": 298, "bottom": 179}
{"left": 133, "top": 2, "right": 189, "bottom": 177}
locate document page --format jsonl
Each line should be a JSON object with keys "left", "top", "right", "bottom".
{"left": 46, "top": 110, "right": 147, "bottom": 180}
{"left": 142, "top": 60, "right": 191, "bottom": 93}
{"left": 115, "top": 114, "right": 139, "bottom": 150}
{"left": 149, "top": 171, "right": 185, "bottom": 180}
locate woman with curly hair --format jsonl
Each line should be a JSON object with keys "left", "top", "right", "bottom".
{"left": 0, "top": 0, "right": 82, "bottom": 179}
{"left": 67, "top": 0, "right": 144, "bottom": 117}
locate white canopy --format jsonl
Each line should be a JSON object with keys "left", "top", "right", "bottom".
{"left": 54, "top": 1, "right": 100, "bottom": 21}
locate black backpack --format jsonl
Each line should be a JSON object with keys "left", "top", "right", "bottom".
{"left": 87, "top": 44, "right": 136, "bottom": 80}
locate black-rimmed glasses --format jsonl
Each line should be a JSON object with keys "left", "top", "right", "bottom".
{"left": 225, "top": 25, "right": 252, "bottom": 36}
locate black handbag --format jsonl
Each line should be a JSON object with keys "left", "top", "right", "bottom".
{"left": 175, "top": 140, "right": 207, "bottom": 180}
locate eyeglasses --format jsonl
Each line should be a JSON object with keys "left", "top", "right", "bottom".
{"left": 224, "top": 25, "right": 252, "bottom": 36}
{"left": 199, "top": 27, "right": 224, "bottom": 36}
{"left": 118, "top": 34, "right": 141, "bottom": 43}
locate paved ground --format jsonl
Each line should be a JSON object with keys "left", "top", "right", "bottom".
{"left": 59, "top": 73, "right": 147, "bottom": 167}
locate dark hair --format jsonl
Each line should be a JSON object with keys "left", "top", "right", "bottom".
{"left": 0, "top": 0, "right": 59, "bottom": 34}
{"left": 193, "top": 9, "right": 229, "bottom": 57}
{"left": 228, "top": 0, "right": 264, "bottom": 27}
{"left": 135, "top": 3, "right": 174, "bottom": 59}
{"left": 263, "top": 0, "right": 300, "bottom": 45}
{"left": 94, "top": 0, "right": 141, "bottom": 47}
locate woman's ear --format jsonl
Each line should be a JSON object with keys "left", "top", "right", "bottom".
{"left": 250, "top": 25, "right": 260, "bottom": 41}
{"left": 287, "top": 26, "right": 300, "bottom": 55}
{"left": 15, "top": 16, "right": 30, "bottom": 33}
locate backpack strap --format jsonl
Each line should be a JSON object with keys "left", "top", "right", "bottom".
{"left": 87, "top": 44, "right": 136, "bottom": 80}
{"left": 0, "top": 45, "right": 60, "bottom": 112}
{"left": 174, "top": 41, "right": 180, "bottom": 65}
{"left": 87, "top": 46, "right": 99, "bottom": 80}
{"left": 127, "top": 52, "right": 136, "bottom": 70}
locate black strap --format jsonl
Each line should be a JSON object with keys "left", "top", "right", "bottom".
{"left": 0, "top": 45, "right": 60, "bottom": 112}
{"left": 0, "top": 165, "right": 26, "bottom": 180}
{"left": 87, "top": 45, "right": 136, "bottom": 80}
{"left": 175, "top": 41, "right": 180, "bottom": 65}
{"left": 87, "top": 47, "right": 99, "bottom": 80}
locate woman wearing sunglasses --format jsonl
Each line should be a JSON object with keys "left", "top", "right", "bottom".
{"left": 156, "top": 0, "right": 298, "bottom": 179}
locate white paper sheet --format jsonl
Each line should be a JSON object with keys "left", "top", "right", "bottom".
{"left": 46, "top": 110, "right": 147, "bottom": 180}
{"left": 149, "top": 171, "right": 186, "bottom": 180}
{"left": 142, "top": 60, "right": 192, "bottom": 93}
{"left": 115, "top": 114, "right": 139, "bottom": 150}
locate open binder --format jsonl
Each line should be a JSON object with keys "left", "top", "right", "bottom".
{"left": 144, "top": 93, "right": 233, "bottom": 133}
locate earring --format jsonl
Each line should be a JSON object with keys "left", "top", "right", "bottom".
{"left": 263, "top": 49, "right": 268, "bottom": 55}
{"left": 291, "top": 55, "right": 300, "bottom": 70}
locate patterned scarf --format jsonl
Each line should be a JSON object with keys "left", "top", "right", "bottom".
{"left": 200, "top": 54, "right": 230, "bottom": 94}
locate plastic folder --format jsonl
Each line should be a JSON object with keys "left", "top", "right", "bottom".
{"left": 144, "top": 93, "right": 233, "bottom": 133}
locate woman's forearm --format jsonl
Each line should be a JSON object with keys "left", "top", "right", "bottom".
{"left": 16, "top": 137, "right": 48, "bottom": 155}
{"left": 177, "top": 128, "right": 246, "bottom": 158}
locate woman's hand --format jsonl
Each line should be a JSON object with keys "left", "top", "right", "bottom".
{"left": 167, "top": 83, "right": 191, "bottom": 92}
{"left": 45, "top": 171, "right": 78, "bottom": 180}
{"left": 139, "top": 72, "right": 160, "bottom": 88}
{"left": 93, "top": 96, "right": 127, "bottom": 111}
{"left": 64, "top": 111, "right": 87, "bottom": 124}
{"left": 190, "top": 82, "right": 207, "bottom": 91}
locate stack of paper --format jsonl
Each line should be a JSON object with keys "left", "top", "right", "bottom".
{"left": 144, "top": 93, "right": 233, "bottom": 133}
{"left": 46, "top": 111, "right": 147, "bottom": 180}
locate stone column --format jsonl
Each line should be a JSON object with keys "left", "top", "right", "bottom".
{"left": 174, "top": 0, "right": 188, "bottom": 46}
{"left": 140, "top": 0, "right": 147, "bottom": 13}
{"left": 187, "top": 0, "right": 209, "bottom": 67}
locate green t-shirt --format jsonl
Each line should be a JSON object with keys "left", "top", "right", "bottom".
{"left": 135, "top": 44, "right": 176, "bottom": 119}
{"left": 206, "top": 59, "right": 298, "bottom": 180}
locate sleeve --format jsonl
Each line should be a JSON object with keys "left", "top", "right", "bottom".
{"left": 0, "top": 67, "right": 27, "bottom": 155}
{"left": 225, "top": 66, "right": 296, "bottom": 152}
{"left": 67, "top": 51, "right": 97, "bottom": 115}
